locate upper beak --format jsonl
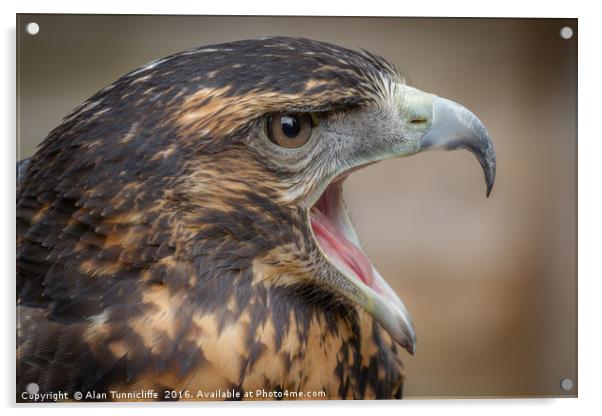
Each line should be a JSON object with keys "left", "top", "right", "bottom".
{"left": 401, "top": 86, "right": 495, "bottom": 196}
{"left": 406, "top": 88, "right": 497, "bottom": 196}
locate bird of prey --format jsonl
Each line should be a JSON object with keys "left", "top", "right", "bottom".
{"left": 17, "top": 37, "right": 495, "bottom": 401}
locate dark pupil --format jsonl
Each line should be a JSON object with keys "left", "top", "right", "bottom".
{"left": 280, "top": 115, "right": 300, "bottom": 138}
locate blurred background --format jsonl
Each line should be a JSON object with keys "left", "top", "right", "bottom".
{"left": 16, "top": 15, "right": 577, "bottom": 398}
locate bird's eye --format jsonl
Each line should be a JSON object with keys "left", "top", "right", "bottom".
{"left": 266, "top": 113, "right": 313, "bottom": 148}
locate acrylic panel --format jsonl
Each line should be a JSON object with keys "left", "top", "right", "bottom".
{"left": 16, "top": 14, "right": 577, "bottom": 402}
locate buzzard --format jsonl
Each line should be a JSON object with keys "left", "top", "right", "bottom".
{"left": 17, "top": 37, "right": 495, "bottom": 401}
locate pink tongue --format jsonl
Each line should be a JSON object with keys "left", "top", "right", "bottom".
{"left": 310, "top": 208, "right": 375, "bottom": 288}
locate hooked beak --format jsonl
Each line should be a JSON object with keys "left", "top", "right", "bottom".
{"left": 412, "top": 90, "right": 497, "bottom": 196}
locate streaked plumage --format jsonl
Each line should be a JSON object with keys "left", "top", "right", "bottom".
{"left": 17, "top": 37, "right": 495, "bottom": 401}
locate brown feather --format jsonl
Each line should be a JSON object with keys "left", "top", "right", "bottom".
{"left": 17, "top": 37, "right": 404, "bottom": 401}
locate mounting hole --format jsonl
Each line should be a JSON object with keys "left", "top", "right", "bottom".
{"left": 25, "top": 382, "right": 39, "bottom": 394}
{"left": 559, "top": 26, "right": 573, "bottom": 40}
{"left": 25, "top": 22, "right": 40, "bottom": 36}
{"left": 560, "top": 377, "right": 574, "bottom": 391}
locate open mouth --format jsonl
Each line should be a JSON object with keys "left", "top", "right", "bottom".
{"left": 307, "top": 177, "right": 416, "bottom": 354}
{"left": 309, "top": 180, "right": 379, "bottom": 293}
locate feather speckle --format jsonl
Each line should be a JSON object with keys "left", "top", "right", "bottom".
{"left": 17, "top": 37, "right": 404, "bottom": 401}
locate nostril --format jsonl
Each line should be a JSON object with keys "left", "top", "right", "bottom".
{"left": 410, "top": 118, "right": 427, "bottom": 125}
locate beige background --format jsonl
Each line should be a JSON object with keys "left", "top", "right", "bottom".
{"left": 17, "top": 15, "right": 577, "bottom": 398}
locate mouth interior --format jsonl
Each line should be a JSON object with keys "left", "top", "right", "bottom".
{"left": 309, "top": 181, "right": 380, "bottom": 293}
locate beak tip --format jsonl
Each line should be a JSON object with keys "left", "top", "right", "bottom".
{"left": 484, "top": 162, "right": 496, "bottom": 197}
{"left": 387, "top": 322, "right": 416, "bottom": 355}
{"left": 398, "top": 332, "right": 417, "bottom": 355}
{"left": 403, "top": 338, "right": 416, "bottom": 355}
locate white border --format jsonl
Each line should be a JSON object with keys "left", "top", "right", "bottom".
{"left": 2, "top": 1, "right": 600, "bottom": 415}
{"left": 3, "top": 0, "right": 584, "bottom": 17}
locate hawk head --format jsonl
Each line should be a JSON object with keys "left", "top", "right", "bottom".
{"left": 18, "top": 37, "right": 495, "bottom": 394}
{"left": 145, "top": 37, "right": 494, "bottom": 353}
